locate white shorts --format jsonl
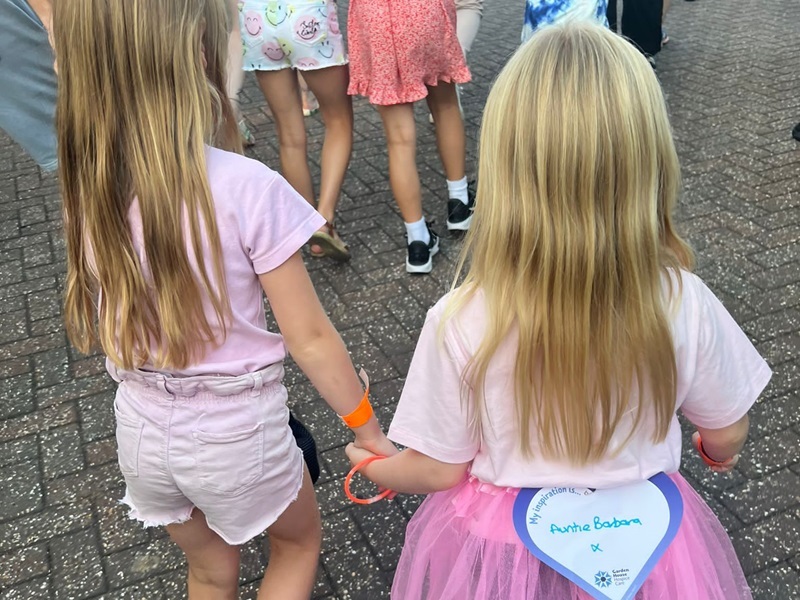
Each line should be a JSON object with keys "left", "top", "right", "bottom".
{"left": 238, "top": 0, "right": 348, "bottom": 71}
{"left": 109, "top": 362, "right": 304, "bottom": 545}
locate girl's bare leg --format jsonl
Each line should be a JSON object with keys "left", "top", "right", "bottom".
{"left": 425, "top": 83, "right": 466, "bottom": 182}
{"left": 167, "top": 510, "right": 240, "bottom": 600}
{"left": 376, "top": 103, "right": 423, "bottom": 223}
{"left": 255, "top": 69, "right": 315, "bottom": 204}
{"left": 298, "top": 66, "right": 353, "bottom": 224}
{"left": 226, "top": 0, "right": 244, "bottom": 116}
{"left": 258, "top": 468, "right": 321, "bottom": 600}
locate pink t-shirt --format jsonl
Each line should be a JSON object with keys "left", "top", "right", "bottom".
{"left": 388, "top": 271, "right": 772, "bottom": 489}
{"left": 124, "top": 147, "right": 325, "bottom": 376}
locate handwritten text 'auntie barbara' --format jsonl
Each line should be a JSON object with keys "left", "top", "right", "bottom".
{"left": 547, "top": 516, "right": 644, "bottom": 535}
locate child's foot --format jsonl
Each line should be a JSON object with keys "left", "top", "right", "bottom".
{"left": 447, "top": 180, "right": 476, "bottom": 231}
{"left": 309, "top": 222, "right": 350, "bottom": 262}
{"left": 661, "top": 29, "right": 670, "bottom": 46}
{"left": 406, "top": 222, "right": 440, "bottom": 274}
{"left": 301, "top": 85, "right": 319, "bottom": 117}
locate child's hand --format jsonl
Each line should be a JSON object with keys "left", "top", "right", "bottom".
{"left": 352, "top": 428, "right": 399, "bottom": 459}
{"left": 692, "top": 432, "right": 739, "bottom": 473}
{"left": 345, "top": 442, "right": 379, "bottom": 468}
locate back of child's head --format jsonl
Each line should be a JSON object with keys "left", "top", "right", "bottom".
{"left": 454, "top": 22, "right": 695, "bottom": 465}
{"left": 54, "top": 0, "right": 240, "bottom": 370}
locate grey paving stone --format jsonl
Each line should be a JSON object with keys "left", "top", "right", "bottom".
{"left": 0, "top": 460, "right": 42, "bottom": 520}
{"left": 77, "top": 391, "right": 116, "bottom": 442}
{"left": 40, "top": 424, "right": 84, "bottom": 479}
{"left": 749, "top": 563, "right": 800, "bottom": 600}
{"left": 0, "top": 373, "right": 35, "bottom": 420}
{"left": 50, "top": 528, "right": 107, "bottom": 599}
{"left": 0, "top": 543, "right": 48, "bottom": 587}
{"left": 105, "top": 538, "right": 184, "bottom": 588}
{"left": 0, "top": 435, "right": 37, "bottom": 468}
{"left": 0, "top": 575, "right": 50, "bottom": 600}
{"left": 351, "top": 502, "right": 408, "bottom": 572}
{"left": 730, "top": 512, "right": 800, "bottom": 575}
{"left": 737, "top": 429, "right": 800, "bottom": 478}
{"left": 721, "top": 470, "right": 800, "bottom": 524}
{"left": 0, "top": 500, "right": 94, "bottom": 553}
{"left": 321, "top": 541, "right": 390, "bottom": 600}
{"left": 94, "top": 579, "right": 165, "bottom": 600}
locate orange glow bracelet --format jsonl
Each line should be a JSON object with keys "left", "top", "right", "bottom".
{"left": 344, "top": 456, "right": 396, "bottom": 505}
{"left": 693, "top": 434, "right": 736, "bottom": 467}
{"left": 339, "top": 369, "right": 373, "bottom": 429}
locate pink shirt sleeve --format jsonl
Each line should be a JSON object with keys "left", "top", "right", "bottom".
{"left": 679, "top": 276, "right": 772, "bottom": 429}
{"left": 388, "top": 301, "right": 480, "bottom": 464}
{"left": 240, "top": 174, "right": 325, "bottom": 274}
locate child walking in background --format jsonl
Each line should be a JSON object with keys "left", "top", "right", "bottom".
{"left": 347, "top": 23, "right": 770, "bottom": 599}
{"left": 53, "top": 0, "right": 395, "bottom": 597}
{"left": 348, "top": 0, "right": 475, "bottom": 274}
{"left": 238, "top": 0, "right": 353, "bottom": 261}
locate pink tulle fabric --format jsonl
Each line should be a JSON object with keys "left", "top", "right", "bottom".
{"left": 392, "top": 474, "right": 752, "bottom": 599}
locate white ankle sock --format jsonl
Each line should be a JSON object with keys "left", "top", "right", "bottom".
{"left": 405, "top": 218, "right": 430, "bottom": 244}
{"left": 447, "top": 177, "right": 469, "bottom": 205}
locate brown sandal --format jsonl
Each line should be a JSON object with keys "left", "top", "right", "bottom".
{"left": 309, "top": 222, "right": 351, "bottom": 262}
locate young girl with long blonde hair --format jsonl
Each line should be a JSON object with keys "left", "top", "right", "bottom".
{"left": 53, "top": 1, "right": 395, "bottom": 597}
{"left": 347, "top": 22, "right": 770, "bottom": 599}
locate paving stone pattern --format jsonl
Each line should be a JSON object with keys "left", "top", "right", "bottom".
{"left": 0, "top": 0, "right": 799, "bottom": 598}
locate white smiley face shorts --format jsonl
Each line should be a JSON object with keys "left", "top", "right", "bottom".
{"left": 238, "top": 0, "right": 348, "bottom": 71}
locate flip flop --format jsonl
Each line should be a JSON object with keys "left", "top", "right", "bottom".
{"left": 310, "top": 222, "right": 351, "bottom": 262}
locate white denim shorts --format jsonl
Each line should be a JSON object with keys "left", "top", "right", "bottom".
{"left": 109, "top": 362, "right": 304, "bottom": 545}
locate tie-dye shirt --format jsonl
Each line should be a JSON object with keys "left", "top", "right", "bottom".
{"left": 521, "top": 0, "right": 608, "bottom": 42}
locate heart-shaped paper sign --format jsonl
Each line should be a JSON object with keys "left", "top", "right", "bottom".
{"left": 512, "top": 473, "right": 683, "bottom": 600}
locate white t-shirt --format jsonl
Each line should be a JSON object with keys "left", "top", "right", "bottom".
{"left": 388, "top": 271, "right": 772, "bottom": 489}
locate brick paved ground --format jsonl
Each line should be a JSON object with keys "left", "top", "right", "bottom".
{"left": 1, "top": 0, "right": 799, "bottom": 598}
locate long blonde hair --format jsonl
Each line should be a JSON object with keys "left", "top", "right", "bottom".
{"left": 54, "top": 0, "right": 241, "bottom": 370}
{"left": 451, "top": 22, "right": 694, "bottom": 464}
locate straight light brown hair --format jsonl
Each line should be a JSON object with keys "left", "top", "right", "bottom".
{"left": 449, "top": 22, "right": 694, "bottom": 465}
{"left": 54, "top": 0, "right": 241, "bottom": 369}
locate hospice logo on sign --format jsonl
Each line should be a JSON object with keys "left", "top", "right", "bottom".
{"left": 512, "top": 474, "right": 683, "bottom": 600}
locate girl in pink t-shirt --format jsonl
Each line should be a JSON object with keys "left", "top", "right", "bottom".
{"left": 346, "top": 23, "right": 770, "bottom": 600}
{"left": 53, "top": 1, "right": 395, "bottom": 597}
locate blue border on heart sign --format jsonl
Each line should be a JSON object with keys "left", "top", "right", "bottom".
{"left": 512, "top": 473, "right": 684, "bottom": 600}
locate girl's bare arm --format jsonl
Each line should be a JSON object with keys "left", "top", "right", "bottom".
{"left": 346, "top": 445, "right": 470, "bottom": 495}
{"left": 259, "top": 252, "right": 397, "bottom": 457}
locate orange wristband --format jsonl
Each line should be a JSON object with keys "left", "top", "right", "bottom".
{"left": 339, "top": 369, "right": 373, "bottom": 429}
{"left": 344, "top": 456, "right": 396, "bottom": 505}
{"left": 693, "top": 434, "right": 735, "bottom": 467}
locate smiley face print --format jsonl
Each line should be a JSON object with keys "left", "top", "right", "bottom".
{"left": 243, "top": 10, "right": 264, "bottom": 37}
{"left": 316, "top": 39, "right": 335, "bottom": 59}
{"left": 261, "top": 41, "right": 286, "bottom": 62}
{"left": 266, "top": 1, "right": 289, "bottom": 26}
{"left": 327, "top": 8, "right": 340, "bottom": 35}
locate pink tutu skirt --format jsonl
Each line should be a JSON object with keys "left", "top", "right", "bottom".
{"left": 392, "top": 474, "right": 751, "bottom": 599}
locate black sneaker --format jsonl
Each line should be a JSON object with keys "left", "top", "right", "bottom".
{"left": 406, "top": 222, "right": 440, "bottom": 274}
{"left": 447, "top": 180, "right": 475, "bottom": 231}
{"left": 288, "top": 412, "right": 320, "bottom": 484}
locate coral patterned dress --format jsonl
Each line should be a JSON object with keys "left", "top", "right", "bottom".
{"left": 347, "top": 0, "right": 471, "bottom": 105}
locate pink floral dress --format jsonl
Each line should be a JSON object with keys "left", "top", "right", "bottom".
{"left": 347, "top": 0, "right": 471, "bottom": 105}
